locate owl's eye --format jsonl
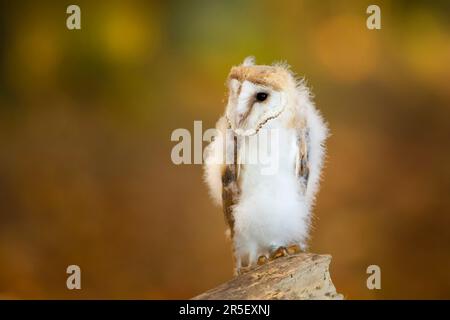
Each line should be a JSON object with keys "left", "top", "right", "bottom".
{"left": 256, "top": 92, "right": 268, "bottom": 102}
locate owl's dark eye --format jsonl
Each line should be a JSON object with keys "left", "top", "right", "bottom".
{"left": 256, "top": 92, "right": 268, "bottom": 102}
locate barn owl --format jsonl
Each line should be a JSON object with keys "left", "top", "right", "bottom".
{"left": 204, "top": 57, "right": 328, "bottom": 274}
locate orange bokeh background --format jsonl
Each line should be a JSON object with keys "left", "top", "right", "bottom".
{"left": 0, "top": 0, "right": 449, "bottom": 299}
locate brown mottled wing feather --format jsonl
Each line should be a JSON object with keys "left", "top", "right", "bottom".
{"left": 297, "top": 127, "right": 310, "bottom": 193}
{"left": 221, "top": 135, "right": 240, "bottom": 237}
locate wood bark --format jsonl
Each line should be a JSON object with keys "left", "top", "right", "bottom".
{"left": 193, "top": 253, "right": 343, "bottom": 300}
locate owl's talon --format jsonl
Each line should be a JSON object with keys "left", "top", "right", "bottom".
{"left": 287, "top": 244, "right": 301, "bottom": 255}
{"left": 270, "top": 246, "right": 288, "bottom": 260}
{"left": 257, "top": 255, "right": 268, "bottom": 265}
{"left": 237, "top": 266, "right": 251, "bottom": 275}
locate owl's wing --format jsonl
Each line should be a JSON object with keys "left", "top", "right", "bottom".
{"left": 203, "top": 117, "right": 227, "bottom": 205}
{"left": 296, "top": 126, "right": 310, "bottom": 194}
{"left": 295, "top": 104, "right": 328, "bottom": 207}
{"left": 203, "top": 116, "right": 239, "bottom": 235}
{"left": 221, "top": 160, "right": 239, "bottom": 237}
{"left": 221, "top": 125, "right": 240, "bottom": 236}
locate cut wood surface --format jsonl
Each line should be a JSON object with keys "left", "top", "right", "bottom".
{"left": 193, "top": 253, "right": 343, "bottom": 300}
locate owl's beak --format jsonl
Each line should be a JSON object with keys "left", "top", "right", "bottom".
{"left": 234, "top": 114, "right": 257, "bottom": 136}
{"left": 225, "top": 115, "right": 256, "bottom": 136}
{"left": 234, "top": 128, "right": 257, "bottom": 136}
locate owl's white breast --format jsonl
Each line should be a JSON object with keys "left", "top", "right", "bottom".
{"left": 232, "top": 125, "right": 310, "bottom": 263}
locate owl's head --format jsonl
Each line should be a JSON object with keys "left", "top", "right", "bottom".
{"left": 225, "top": 57, "right": 299, "bottom": 136}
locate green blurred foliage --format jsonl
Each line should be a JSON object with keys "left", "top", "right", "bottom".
{"left": 0, "top": 0, "right": 449, "bottom": 299}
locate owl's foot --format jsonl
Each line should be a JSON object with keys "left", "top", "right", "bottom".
{"left": 257, "top": 255, "right": 268, "bottom": 266}
{"left": 236, "top": 266, "right": 251, "bottom": 275}
{"left": 270, "top": 246, "right": 288, "bottom": 260}
{"left": 235, "top": 244, "right": 303, "bottom": 275}
{"left": 269, "top": 244, "right": 302, "bottom": 261}
{"left": 287, "top": 244, "right": 301, "bottom": 255}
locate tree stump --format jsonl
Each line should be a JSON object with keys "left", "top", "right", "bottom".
{"left": 193, "top": 253, "right": 343, "bottom": 300}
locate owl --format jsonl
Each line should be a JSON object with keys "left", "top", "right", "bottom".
{"left": 204, "top": 57, "right": 328, "bottom": 274}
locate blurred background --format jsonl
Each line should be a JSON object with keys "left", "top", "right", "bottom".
{"left": 0, "top": 0, "right": 449, "bottom": 299}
